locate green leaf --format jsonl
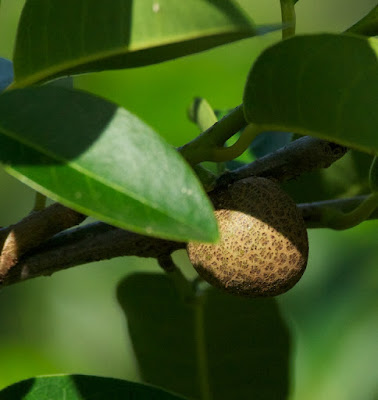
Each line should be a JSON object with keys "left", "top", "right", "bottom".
{"left": 13, "top": 0, "right": 256, "bottom": 87}
{"left": 346, "top": 5, "right": 378, "bottom": 37}
{"left": 0, "top": 375, "right": 185, "bottom": 399}
{"left": 243, "top": 34, "right": 378, "bottom": 155}
{"left": 117, "top": 273, "right": 290, "bottom": 400}
{"left": 0, "top": 86, "right": 218, "bottom": 243}
{"left": 188, "top": 97, "right": 218, "bottom": 132}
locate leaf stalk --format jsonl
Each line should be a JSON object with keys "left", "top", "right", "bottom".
{"left": 280, "top": 0, "right": 296, "bottom": 39}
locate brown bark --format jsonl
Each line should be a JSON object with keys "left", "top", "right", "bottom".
{"left": 1, "top": 136, "right": 371, "bottom": 288}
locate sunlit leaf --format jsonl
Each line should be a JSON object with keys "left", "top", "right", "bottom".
{"left": 244, "top": 34, "right": 378, "bottom": 154}
{"left": 13, "top": 0, "right": 257, "bottom": 87}
{"left": 0, "top": 375, "right": 185, "bottom": 399}
{"left": 0, "top": 86, "right": 218, "bottom": 242}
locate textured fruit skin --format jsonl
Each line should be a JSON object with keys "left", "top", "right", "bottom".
{"left": 187, "top": 177, "right": 309, "bottom": 297}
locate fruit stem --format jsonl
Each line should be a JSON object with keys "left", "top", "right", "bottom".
{"left": 158, "top": 255, "right": 194, "bottom": 303}
{"left": 33, "top": 192, "right": 47, "bottom": 212}
{"left": 280, "top": 0, "right": 296, "bottom": 39}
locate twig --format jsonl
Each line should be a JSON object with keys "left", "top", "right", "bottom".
{"left": 0, "top": 136, "right": 363, "bottom": 288}
{"left": 298, "top": 196, "right": 378, "bottom": 228}
{"left": 216, "top": 136, "right": 348, "bottom": 187}
{"left": 2, "top": 222, "right": 185, "bottom": 286}
{"left": 0, "top": 203, "right": 86, "bottom": 281}
{"left": 2, "top": 195, "right": 377, "bottom": 287}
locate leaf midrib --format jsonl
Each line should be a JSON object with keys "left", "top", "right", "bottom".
{"left": 0, "top": 126, "right": 210, "bottom": 235}
{"left": 13, "top": 29, "right": 253, "bottom": 88}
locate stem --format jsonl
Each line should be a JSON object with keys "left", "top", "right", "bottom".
{"left": 194, "top": 293, "right": 211, "bottom": 400}
{"left": 159, "top": 255, "right": 211, "bottom": 399}
{"left": 210, "top": 123, "right": 261, "bottom": 162}
{"left": 2, "top": 195, "right": 377, "bottom": 286}
{"left": 298, "top": 196, "right": 377, "bottom": 228}
{"left": 0, "top": 203, "right": 86, "bottom": 280}
{"left": 320, "top": 193, "right": 378, "bottom": 230}
{"left": 369, "top": 156, "right": 378, "bottom": 193}
{"left": 158, "top": 255, "right": 194, "bottom": 303}
{"left": 179, "top": 104, "right": 247, "bottom": 165}
{"left": 33, "top": 192, "right": 47, "bottom": 212}
{"left": 280, "top": 0, "right": 296, "bottom": 39}
{"left": 216, "top": 136, "right": 348, "bottom": 187}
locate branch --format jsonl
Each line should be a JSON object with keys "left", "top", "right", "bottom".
{"left": 0, "top": 203, "right": 86, "bottom": 281}
{"left": 216, "top": 136, "right": 348, "bottom": 187}
{"left": 3, "top": 195, "right": 377, "bottom": 287}
{"left": 2, "top": 222, "right": 185, "bottom": 286}
{"left": 0, "top": 135, "right": 362, "bottom": 288}
{"left": 299, "top": 196, "right": 378, "bottom": 228}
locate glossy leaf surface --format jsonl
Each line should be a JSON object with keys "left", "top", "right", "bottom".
{"left": 0, "top": 86, "right": 218, "bottom": 242}
{"left": 13, "top": 0, "right": 256, "bottom": 87}
{"left": 244, "top": 34, "right": 378, "bottom": 154}
{"left": 0, "top": 375, "right": 184, "bottom": 399}
{"left": 118, "top": 273, "right": 290, "bottom": 400}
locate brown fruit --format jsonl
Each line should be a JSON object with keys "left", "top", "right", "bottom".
{"left": 187, "top": 177, "right": 308, "bottom": 297}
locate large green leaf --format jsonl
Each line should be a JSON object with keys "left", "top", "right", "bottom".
{"left": 243, "top": 34, "right": 378, "bottom": 154}
{"left": 0, "top": 375, "right": 185, "bottom": 399}
{"left": 13, "top": 0, "right": 256, "bottom": 87}
{"left": 118, "top": 273, "right": 290, "bottom": 400}
{"left": 0, "top": 86, "right": 218, "bottom": 243}
{"left": 347, "top": 5, "right": 378, "bottom": 37}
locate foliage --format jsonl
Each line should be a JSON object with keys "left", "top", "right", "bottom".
{"left": 0, "top": 0, "right": 377, "bottom": 399}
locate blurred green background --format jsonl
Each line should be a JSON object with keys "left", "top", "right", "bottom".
{"left": 0, "top": 1, "right": 377, "bottom": 399}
